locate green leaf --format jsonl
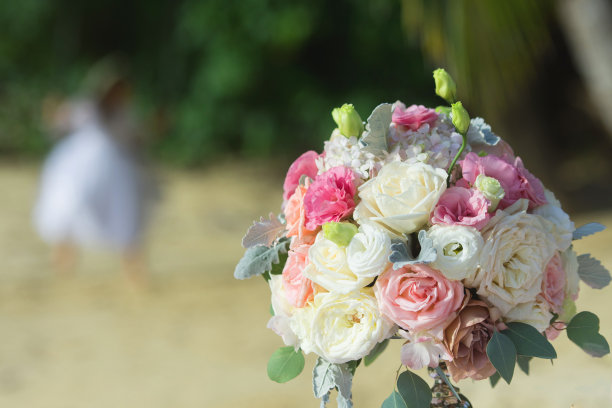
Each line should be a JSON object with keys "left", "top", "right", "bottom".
{"left": 517, "top": 355, "right": 532, "bottom": 375}
{"left": 270, "top": 250, "right": 288, "bottom": 275}
{"left": 567, "top": 311, "right": 610, "bottom": 357}
{"left": 486, "top": 331, "right": 516, "bottom": 384}
{"left": 577, "top": 254, "right": 611, "bottom": 289}
{"left": 364, "top": 340, "right": 389, "bottom": 366}
{"left": 396, "top": 370, "right": 432, "bottom": 408}
{"left": 234, "top": 239, "right": 288, "bottom": 280}
{"left": 489, "top": 372, "right": 501, "bottom": 388}
{"left": 501, "top": 322, "right": 557, "bottom": 359}
{"left": 381, "top": 390, "right": 408, "bottom": 408}
{"left": 267, "top": 347, "right": 305, "bottom": 383}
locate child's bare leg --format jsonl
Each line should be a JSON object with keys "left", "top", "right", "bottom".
{"left": 122, "top": 247, "right": 148, "bottom": 287}
{"left": 52, "top": 243, "right": 77, "bottom": 275}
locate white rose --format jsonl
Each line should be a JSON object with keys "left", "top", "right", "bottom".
{"left": 428, "top": 225, "right": 483, "bottom": 281}
{"left": 504, "top": 296, "right": 553, "bottom": 333}
{"left": 290, "top": 289, "right": 395, "bottom": 364}
{"left": 346, "top": 223, "right": 392, "bottom": 278}
{"left": 465, "top": 211, "right": 556, "bottom": 314}
{"left": 532, "top": 190, "right": 575, "bottom": 251}
{"left": 562, "top": 247, "right": 580, "bottom": 300}
{"left": 303, "top": 232, "right": 372, "bottom": 293}
{"left": 268, "top": 275, "right": 299, "bottom": 347}
{"left": 354, "top": 161, "right": 447, "bottom": 236}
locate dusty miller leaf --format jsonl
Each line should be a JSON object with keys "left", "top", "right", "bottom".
{"left": 573, "top": 222, "right": 606, "bottom": 240}
{"left": 234, "top": 239, "right": 288, "bottom": 280}
{"left": 312, "top": 358, "right": 353, "bottom": 407}
{"left": 577, "top": 254, "right": 611, "bottom": 289}
{"left": 241, "top": 212, "right": 286, "bottom": 248}
{"left": 360, "top": 103, "right": 391, "bottom": 155}
{"left": 389, "top": 230, "right": 437, "bottom": 270}
{"left": 313, "top": 358, "right": 336, "bottom": 399}
{"left": 320, "top": 392, "right": 330, "bottom": 408}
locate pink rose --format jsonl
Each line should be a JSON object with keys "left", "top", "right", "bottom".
{"left": 284, "top": 181, "right": 318, "bottom": 247}
{"left": 375, "top": 264, "right": 465, "bottom": 334}
{"left": 392, "top": 103, "right": 438, "bottom": 131}
{"left": 282, "top": 244, "right": 316, "bottom": 308}
{"left": 430, "top": 187, "right": 491, "bottom": 230}
{"left": 459, "top": 152, "right": 546, "bottom": 210}
{"left": 283, "top": 150, "right": 319, "bottom": 201}
{"left": 303, "top": 166, "right": 357, "bottom": 230}
{"left": 541, "top": 252, "right": 565, "bottom": 314}
{"left": 545, "top": 322, "right": 566, "bottom": 341}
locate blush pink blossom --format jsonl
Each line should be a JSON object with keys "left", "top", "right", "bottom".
{"left": 392, "top": 103, "right": 439, "bottom": 131}
{"left": 545, "top": 322, "right": 566, "bottom": 341}
{"left": 459, "top": 152, "right": 547, "bottom": 210}
{"left": 284, "top": 181, "right": 317, "bottom": 247}
{"left": 541, "top": 252, "right": 566, "bottom": 314}
{"left": 282, "top": 244, "right": 316, "bottom": 308}
{"left": 303, "top": 166, "right": 357, "bottom": 230}
{"left": 283, "top": 150, "right": 319, "bottom": 201}
{"left": 374, "top": 264, "right": 465, "bottom": 334}
{"left": 430, "top": 186, "right": 491, "bottom": 230}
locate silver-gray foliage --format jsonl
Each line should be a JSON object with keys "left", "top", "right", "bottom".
{"left": 241, "top": 212, "right": 285, "bottom": 248}
{"left": 360, "top": 103, "right": 391, "bottom": 156}
{"left": 389, "top": 230, "right": 437, "bottom": 270}
{"left": 573, "top": 222, "right": 606, "bottom": 240}
{"left": 234, "top": 239, "right": 288, "bottom": 280}
{"left": 577, "top": 254, "right": 611, "bottom": 289}
{"left": 312, "top": 357, "right": 353, "bottom": 408}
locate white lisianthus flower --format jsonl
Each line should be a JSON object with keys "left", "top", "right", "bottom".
{"left": 562, "top": 247, "right": 580, "bottom": 300}
{"left": 346, "top": 223, "right": 392, "bottom": 278}
{"left": 354, "top": 161, "right": 447, "bottom": 236}
{"left": 398, "top": 329, "right": 452, "bottom": 370}
{"left": 465, "top": 211, "right": 556, "bottom": 314}
{"left": 267, "top": 274, "right": 299, "bottom": 347}
{"left": 303, "top": 232, "right": 372, "bottom": 293}
{"left": 532, "top": 190, "right": 575, "bottom": 251}
{"left": 504, "top": 296, "right": 553, "bottom": 333}
{"left": 290, "top": 289, "right": 395, "bottom": 364}
{"left": 428, "top": 225, "right": 483, "bottom": 281}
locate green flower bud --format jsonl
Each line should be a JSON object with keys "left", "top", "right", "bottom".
{"left": 332, "top": 104, "right": 364, "bottom": 138}
{"left": 435, "top": 105, "right": 451, "bottom": 116}
{"left": 433, "top": 68, "right": 457, "bottom": 104}
{"left": 451, "top": 101, "right": 470, "bottom": 135}
{"left": 323, "top": 222, "right": 358, "bottom": 247}
{"left": 559, "top": 297, "right": 577, "bottom": 323}
{"left": 474, "top": 174, "right": 505, "bottom": 212}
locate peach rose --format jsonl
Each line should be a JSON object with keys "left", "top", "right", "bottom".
{"left": 284, "top": 181, "right": 318, "bottom": 247}
{"left": 282, "top": 244, "right": 316, "bottom": 308}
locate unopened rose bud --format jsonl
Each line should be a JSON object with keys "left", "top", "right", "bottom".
{"left": 435, "top": 105, "right": 451, "bottom": 116}
{"left": 474, "top": 174, "right": 505, "bottom": 212}
{"left": 323, "top": 222, "right": 358, "bottom": 247}
{"left": 451, "top": 101, "right": 470, "bottom": 135}
{"left": 332, "top": 104, "right": 364, "bottom": 138}
{"left": 433, "top": 68, "right": 457, "bottom": 104}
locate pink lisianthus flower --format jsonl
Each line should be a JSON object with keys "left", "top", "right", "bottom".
{"left": 282, "top": 244, "right": 316, "bottom": 308}
{"left": 541, "top": 252, "right": 565, "bottom": 314}
{"left": 374, "top": 264, "right": 465, "bottom": 335}
{"left": 399, "top": 329, "right": 452, "bottom": 370}
{"left": 283, "top": 151, "right": 320, "bottom": 202}
{"left": 430, "top": 187, "right": 491, "bottom": 230}
{"left": 303, "top": 166, "right": 357, "bottom": 230}
{"left": 392, "top": 102, "right": 439, "bottom": 131}
{"left": 284, "top": 181, "right": 318, "bottom": 247}
{"left": 459, "top": 152, "right": 547, "bottom": 210}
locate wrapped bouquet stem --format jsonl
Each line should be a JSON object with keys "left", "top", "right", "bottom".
{"left": 235, "top": 68, "right": 611, "bottom": 407}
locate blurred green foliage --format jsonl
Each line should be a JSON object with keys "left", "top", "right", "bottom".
{"left": 0, "top": 0, "right": 439, "bottom": 164}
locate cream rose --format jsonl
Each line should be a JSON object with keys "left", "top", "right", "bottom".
{"left": 504, "top": 296, "right": 553, "bottom": 333}
{"left": 354, "top": 161, "right": 447, "bottom": 235}
{"left": 290, "top": 289, "right": 395, "bottom": 364}
{"left": 465, "top": 211, "right": 556, "bottom": 314}
{"left": 303, "top": 231, "right": 372, "bottom": 293}
{"left": 428, "top": 224, "right": 483, "bottom": 281}
{"left": 268, "top": 274, "right": 299, "bottom": 347}
{"left": 346, "top": 223, "right": 392, "bottom": 278}
{"left": 532, "top": 190, "right": 574, "bottom": 251}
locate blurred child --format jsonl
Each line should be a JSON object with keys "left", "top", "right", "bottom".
{"left": 34, "top": 60, "right": 157, "bottom": 285}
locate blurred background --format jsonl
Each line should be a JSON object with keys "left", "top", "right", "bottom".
{"left": 1, "top": 0, "right": 612, "bottom": 407}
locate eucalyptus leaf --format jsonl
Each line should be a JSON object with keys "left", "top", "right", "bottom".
{"left": 501, "top": 322, "right": 557, "bottom": 359}
{"left": 486, "top": 331, "right": 516, "bottom": 384}
{"left": 360, "top": 103, "right": 392, "bottom": 155}
{"left": 267, "top": 346, "right": 305, "bottom": 383}
{"left": 517, "top": 355, "right": 532, "bottom": 375}
{"left": 566, "top": 311, "right": 610, "bottom": 357}
{"left": 396, "top": 370, "right": 432, "bottom": 408}
{"left": 234, "top": 239, "right": 288, "bottom": 280}
{"left": 389, "top": 230, "right": 437, "bottom": 270}
{"left": 577, "top": 254, "right": 612, "bottom": 289}
{"left": 241, "top": 212, "right": 286, "bottom": 248}
{"left": 489, "top": 372, "right": 501, "bottom": 388}
{"left": 381, "top": 390, "right": 408, "bottom": 408}
{"left": 364, "top": 340, "right": 389, "bottom": 366}
{"left": 573, "top": 222, "right": 606, "bottom": 240}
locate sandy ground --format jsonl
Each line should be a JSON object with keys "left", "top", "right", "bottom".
{"left": 0, "top": 160, "right": 611, "bottom": 408}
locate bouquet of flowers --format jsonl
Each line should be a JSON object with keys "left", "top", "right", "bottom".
{"left": 234, "top": 69, "right": 610, "bottom": 408}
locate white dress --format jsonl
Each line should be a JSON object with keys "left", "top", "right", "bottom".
{"left": 33, "top": 103, "right": 155, "bottom": 251}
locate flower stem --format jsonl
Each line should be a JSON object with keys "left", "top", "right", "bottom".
{"left": 447, "top": 132, "right": 467, "bottom": 186}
